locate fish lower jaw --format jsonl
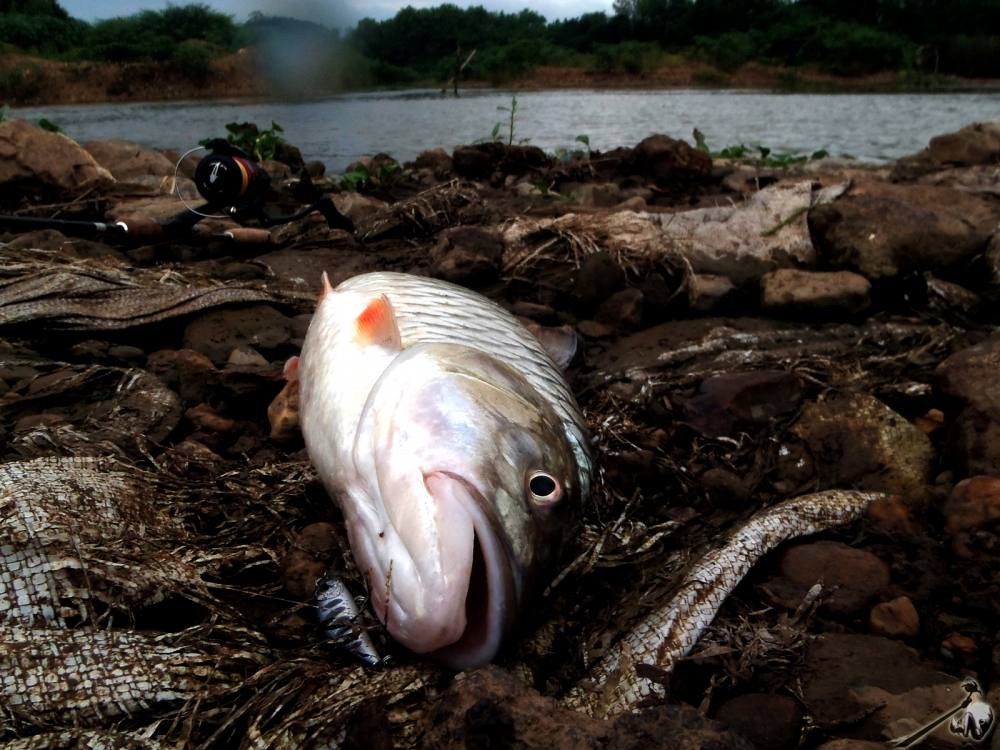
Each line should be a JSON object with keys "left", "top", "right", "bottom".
{"left": 369, "top": 528, "right": 511, "bottom": 670}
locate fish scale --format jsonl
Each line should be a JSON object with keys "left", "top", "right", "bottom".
{"left": 337, "top": 272, "right": 592, "bottom": 495}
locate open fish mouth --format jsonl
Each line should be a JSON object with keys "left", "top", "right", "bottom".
{"left": 423, "top": 471, "right": 516, "bottom": 670}
{"left": 372, "top": 470, "right": 516, "bottom": 670}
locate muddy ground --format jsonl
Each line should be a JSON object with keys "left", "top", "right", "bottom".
{"left": 4, "top": 50, "right": 997, "bottom": 107}
{"left": 0, "top": 119, "right": 999, "bottom": 749}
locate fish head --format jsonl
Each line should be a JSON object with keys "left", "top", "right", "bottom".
{"left": 349, "top": 342, "right": 581, "bottom": 669}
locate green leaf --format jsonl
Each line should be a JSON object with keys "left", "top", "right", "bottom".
{"left": 575, "top": 134, "right": 590, "bottom": 147}
{"left": 36, "top": 117, "right": 62, "bottom": 133}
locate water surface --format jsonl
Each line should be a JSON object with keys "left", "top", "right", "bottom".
{"left": 14, "top": 88, "right": 1000, "bottom": 172}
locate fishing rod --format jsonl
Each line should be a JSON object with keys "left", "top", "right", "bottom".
{"left": 0, "top": 139, "right": 354, "bottom": 244}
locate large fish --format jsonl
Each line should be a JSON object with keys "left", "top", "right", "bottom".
{"left": 288, "top": 271, "right": 591, "bottom": 669}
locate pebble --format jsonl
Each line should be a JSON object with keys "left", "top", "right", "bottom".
{"left": 943, "top": 476, "right": 1000, "bottom": 533}
{"left": 268, "top": 380, "right": 300, "bottom": 442}
{"left": 941, "top": 632, "right": 977, "bottom": 658}
{"left": 760, "top": 268, "right": 871, "bottom": 316}
{"left": 574, "top": 250, "right": 625, "bottom": 309}
{"left": 185, "top": 403, "right": 236, "bottom": 435}
{"left": 577, "top": 320, "right": 615, "bottom": 338}
{"left": 869, "top": 596, "right": 920, "bottom": 639}
{"left": 227, "top": 347, "right": 270, "bottom": 369}
{"left": 595, "top": 287, "right": 644, "bottom": 329}
{"left": 281, "top": 522, "right": 340, "bottom": 600}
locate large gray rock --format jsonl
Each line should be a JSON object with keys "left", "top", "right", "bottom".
{"left": 0, "top": 119, "right": 113, "bottom": 204}
{"left": 808, "top": 182, "right": 998, "bottom": 278}
{"left": 82, "top": 138, "right": 176, "bottom": 182}
{"left": 647, "top": 181, "right": 848, "bottom": 285}
{"left": 501, "top": 182, "right": 848, "bottom": 288}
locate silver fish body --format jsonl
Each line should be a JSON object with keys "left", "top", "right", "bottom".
{"left": 297, "top": 272, "right": 591, "bottom": 668}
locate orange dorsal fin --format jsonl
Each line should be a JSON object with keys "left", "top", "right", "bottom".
{"left": 283, "top": 355, "right": 300, "bottom": 381}
{"left": 354, "top": 295, "right": 402, "bottom": 349}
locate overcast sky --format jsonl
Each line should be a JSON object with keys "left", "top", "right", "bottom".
{"left": 59, "top": 0, "right": 616, "bottom": 28}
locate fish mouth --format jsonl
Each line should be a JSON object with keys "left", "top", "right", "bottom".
{"left": 430, "top": 522, "right": 506, "bottom": 669}
{"left": 412, "top": 471, "right": 514, "bottom": 669}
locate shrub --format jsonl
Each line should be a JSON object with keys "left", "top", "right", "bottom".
{"left": 692, "top": 31, "right": 757, "bottom": 71}
{"left": 172, "top": 39, "right": 212, "bottom": 82}
{"left": 590, "top": 41, "right": 662, "bottom": 75}
{"left": 799, "top": 22, "right": 915, "bottom": 75}
{"left": 0, "top": 12, "right": 86, "bottom": 54}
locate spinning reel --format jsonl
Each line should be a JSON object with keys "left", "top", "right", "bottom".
{"left": 181, "top": 139, "right": 355, "bottom": 233}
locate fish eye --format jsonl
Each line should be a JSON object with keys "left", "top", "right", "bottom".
{"left": 528, "top": 471, "right": 562, "bottom": 505}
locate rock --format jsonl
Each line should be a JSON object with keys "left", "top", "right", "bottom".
{"left": 182, "top": 305, "right": 297, "bottom": 367}
{"left": 304, "top": 160, "right": 326, "bottom": 178}
{"left": 430, "top": 226, "right": 503, "bottom": 285}
{"left": 0, "top": 119, "right": 113, "bottom": 205}
{"left": 577, "top": 320, "right": 615, "bottom": 338}
{"left": 615, "top": 195, "right": 648, "bottom": 211}
{"left": 268, "top": 379, "right": 300, "bottom": 442}
{"left": 925, "top": 275, "right": 981, "bottom": 319}
{"left": 574, "top": 251, "right": 626, "bottom": 309}
{"left": 273, "top": 141, "right": 305, "bottom": 172}
{"left": 259, "top": 159, "right": 292, "bottom": 181}
{"left": 281, "top": 522, "right": 339, "bottom": 600}
{"left": 331, "top": 192, "right": 387, "bottom": 224}
{"left": 562, "top": 182, "right": 623, "bottom": 207}
{"left": 622, "top": 134, "right": 712, "bottom": 183}
{"left": 173, "top": 349, "right": 220, "bottom": 404}
{"left": 986, "top": 232, "right": 1000, "bottom": 284}
{"left": 940, "top": 633, "right": 978, "bottom": 659}
{"left": 647, "top": 181, "right": 849, "bottom": 285}
{"left": 943, "top": 476, "right": 1000, "bottom": 533}
{"left": 683, "top": 371, "right": 804, "bottom": 438}
{"left": 898, "top": 121, "right": 1000, "bottom": 171}
{"left": 510, "top": 301, "right": 557, "bottom": 323}
{"left": 452, "top": 142, "right": 550, "bottom": 180}
{"left": 714, "top": 693, "right": 802, "bottom": 750}
{"left": 227, "top": 347, "right": 270, "bottom": 369}
{"left": 936, "top": 335, "right": 1000, "bottom": 475}
{"left": 870, "top": 596, "right": 920, "bottom": 639}
{"left": 82, "top": 138, "right": 175, "bottom": 182}
{"left": 808, "top": 182, "right": 998, "bottom": 278}
{"left": 409, "top": 147, "right": 452, "bottom": 176}
{"left": 107, "top": 345, "right": 146, "bottom": 366}
{"left": 512, "top": 180, "right": 543, "bottom": 197}
{"left": 801, "top": 634, "right": 962, "bottom": 745}
{"left": 790, "top": 392, "right": 934, "bottom": 501}
{"left": 760, "top": 269, "right": 871, "bottom": 316}
{"left": 687, "top": 273, "right": 737, "bottom": 312}
{"left": 816, "top": 741, "right": 886, "bottom": 750}
{"left": 866, "top": 494, "right": 915, "bottom": 535}
{"left": 699, "top": 467, "right": 751, "bottom": 506}
{"left": 765, "top": 541, "right": 890, "bottom": 616}
{"left": 185, "top": 403, "right": 236, "bottom": 435}
{"left": 420, "top": 666, "right": 753, "bottom": 750}
{"left": 595, "top": 288, "right": 644, "bottom": 329}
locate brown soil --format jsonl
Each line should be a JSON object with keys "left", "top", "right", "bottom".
{"left": 4, "top": 51, "right": 996, "bottom": 107}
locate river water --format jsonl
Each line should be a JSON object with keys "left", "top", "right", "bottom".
{"left": 13, "top": 88, "right": 1000, "bottom": 172}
